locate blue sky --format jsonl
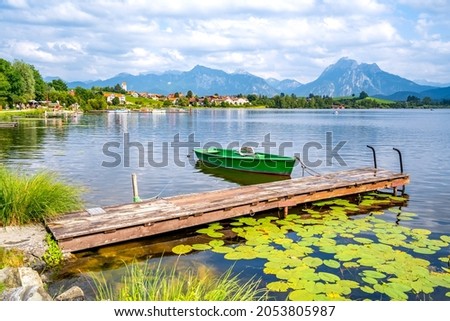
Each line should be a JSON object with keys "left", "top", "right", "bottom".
{"left": 1, "top": 0, "right": 449, "bottom": 84}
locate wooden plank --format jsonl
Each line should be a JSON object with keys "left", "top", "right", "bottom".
{"left": 47, "top": 167, "right": 410, "bottom": 252}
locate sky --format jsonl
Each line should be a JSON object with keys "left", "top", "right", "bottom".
{"left": 1, "top": 0, "right": 449, "bottom": 84}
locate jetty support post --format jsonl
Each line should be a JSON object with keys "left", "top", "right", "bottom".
{"left": 131, "top": 173, "right": 142, "bottom": 203}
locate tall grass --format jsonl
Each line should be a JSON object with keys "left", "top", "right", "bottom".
{"left": 91, "top": 260, "right": 268, "bottom": 301}
{"left": 0, "top": 166, "right": 84, "bottom": 226}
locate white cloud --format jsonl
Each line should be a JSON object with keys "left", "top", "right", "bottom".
{"left": 8, "top": 41, "right": 59, "bottom": 62}
{"left": 0, "top": 0, "right": 448, "bottom": 84}
{"left": 1, "top": 0, "right": 28, "bottom": 8}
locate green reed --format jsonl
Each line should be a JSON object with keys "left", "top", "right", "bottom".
{"left": 91, "top": 259, "right": 267, "bottom": 301}
{"left": 0, "top": 166, "right": 83, "bottom": 225}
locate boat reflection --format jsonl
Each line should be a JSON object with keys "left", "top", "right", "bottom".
{"left": 195, "top": 160, "right": 290, "bottom": 185}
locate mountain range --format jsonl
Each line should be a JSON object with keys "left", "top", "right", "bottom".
{"left": 66, "top": 58, "right": 450, "bottom": 100}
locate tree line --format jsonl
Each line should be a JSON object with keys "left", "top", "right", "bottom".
{"left": 1, "top": 58, "right": 447, "bottom": 110}
{"left": 0, "top": 58, "right": 111, "bottom": 110}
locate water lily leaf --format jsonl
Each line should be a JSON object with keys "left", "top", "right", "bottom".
{"left": 303, "top": 257, "right": 323, "bottom": 268}
{"left": 320, "top": 246, "right": 337, "bottom": 254}
{"left": 440, "top": 235, "right": 450, "bottom": 243}
{"left": 343, "top": 262, "right": 360, "bottom": 269}
{"left": 318, "top": 272, "right": 340, "bottom": 283}
{"left": 208, "top": 223, "right": 223, "bottom": 230}
{"left": 362, "top": 270, "right": 386, "bottom": 279}
{"left": 399, "top": 211, "right": 417, "bottom": 217}
{"left": 209, "top": 240, "right": 224, "bottom": 248}
{"left": 362, "top": 277, "right": 378, "bottom": 285}
{"left": 360, "top": 286, "right": 375, "bottom": 294}
{"left": 230, "top": 221, "right": 243, "bottom": 226}
{"left": 211, "top": 246, "right": 234, "bottom": 254}
{"left": 389, "top": 196, "right": 407, "bottom": 202}
{"left": 191, "top": 243, "right": 211, "bottom": 251}
{"left": 207, "top": 231, "right": 224, "bottom": 238}
{"left": 172, "top": 244, "right": 192, "bottom": 255}
{"left": 196, "top": 228, "right": 212, "bottom": 234}
{"left": 267, "top": 281, "right": 290, "bottom": 292}
{"left": 388, "top": 208, "right": 402, "bottom": 214}
{"left": 413, "top": 247, "right": 436, "bottom": 255}
{"left": 358, "top": 257, "right": 386, "bottom": 267}
{"left": 354, "top": 237, "right": 373, "bottom": 244}
{"left": 446, "top": 292, "right": 450, "bottom": 297}
{"left": 411, "top": 228, "right": 432, "bottom": 236}
{"left": 288, "top": 289, "right": 315, "bottom": 301}
{"left": 237, "top": 217, "right": 259, "bottom": 226}
{"left": 383, "top": 284, "right": 409, "bottom": 301}
{"left": 324, "top": 259, "right": 341, "bottom": 269}
{"left": 340, "top": 233, "right": 355, "bottom": 238}
{"left": 338, "top": 280, "right": 359, "bottom": 289}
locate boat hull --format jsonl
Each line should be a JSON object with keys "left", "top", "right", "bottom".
{"left": 194, "top": 148, "right": 296, "bottom": 176}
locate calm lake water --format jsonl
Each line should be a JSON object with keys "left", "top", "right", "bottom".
{"left": 1, "top": 108, "right": 449, "bottom": 300}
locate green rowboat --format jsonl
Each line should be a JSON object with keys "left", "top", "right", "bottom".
{"left": 194, "top": 147, "right": 297, "bottom": 176}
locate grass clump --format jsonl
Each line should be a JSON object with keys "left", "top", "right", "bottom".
{"left": 0, "top": 247, "right": 25, "bottom": 268}
{"left": 0, "top": 166, "right": 84, "bottom": 226}
{"left": 91, "top": 260, "right": 267, "bottom": 301}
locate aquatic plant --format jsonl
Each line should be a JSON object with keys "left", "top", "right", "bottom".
{"left": 90, "top": 259, "right": 267, "bottom": 301}
{"left": 42, "top": 234, "right": 63, "bottom": 268}
{"left": 174, "top": 193, "right": 450, "bottom": 301}
{"left": 0, "top": 166, "right": 84, "bottom": 225}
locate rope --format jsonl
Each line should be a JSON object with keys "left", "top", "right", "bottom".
{"left": 295, "top": 156, "right": 321, "bottom": 177}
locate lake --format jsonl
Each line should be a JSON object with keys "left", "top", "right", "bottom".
{"left": 1, "top": 108, "right": 449, "bottom": 300}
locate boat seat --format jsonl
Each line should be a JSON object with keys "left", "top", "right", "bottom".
{"left": 239, "top": 146, "right": 255, "bottom": 156}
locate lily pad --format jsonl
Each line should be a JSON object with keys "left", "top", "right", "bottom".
{"left": 362, "top": 270, "right": 386, "bottom": 279}
{"left": 267, "top": 281, "right": 290, "bottom": 292}
{"left": 441, "top": 235, "right": 450, "bottom": 243}
{"left": 318, "top": 272, "right": 340, "bottom": 283}
{"left": 343, "top": 262, "right": 360, "bottom": 269}
{"left": 211, "top": 246, "right": 234, "bottom": 254}
{"left": 171, "top": 244, "right": 193, "bottom": 255}
{"left": 411, "top": 228, "right": 432, "bottom": 236}
{"left": 303, "top": 257, "right": 323, "bottom": 268}
{"left": 354, "top": 237, "right": 373, "bottom": 244}
{"left": 360, "top": 286, "right": 375, "bottom": 294}
{"left": 413, "top": 247, "right": 436, "bottom": 255}
{"left": 191, "top": 243, "right": 212, "bottom": 251}
{"left": 324, "top": 259, "right": 341, "bottom": 269}
{"left": 209, "top": 239, "right": 225, "bottom": 248}
{"left": 288, "top": 289, "right": 315, "bottom": 301}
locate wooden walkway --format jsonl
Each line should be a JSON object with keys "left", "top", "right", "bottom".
{"left": 47, "top": 167, "right": 409, "bottom": 252}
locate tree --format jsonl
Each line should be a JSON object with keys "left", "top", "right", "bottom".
{"left": 12, "top": 60, "right": 35, "bottom": 102}
{"left": 48, "top": 79, "right": 68, "bottom": 92}
{"left": 359, "top": 91, "right": 369, "bottom": 99}
{"left": 112, "top": 96, "right": 120, "bottom": 105}
{"left": 0, "top": 72, "right": 10, "bottom": 107}
{"left": 186, "top": 90, "right": 193, "bottom": 98}
{"left": 31, "top": 66, "right": 46, "bottom": 101}
{"left": 422, "top": 96, "right": 432, "bottom": 105}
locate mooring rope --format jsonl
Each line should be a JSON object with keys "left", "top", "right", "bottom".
{"left": 295, "top": 155, "right": 321, "bottom": 177}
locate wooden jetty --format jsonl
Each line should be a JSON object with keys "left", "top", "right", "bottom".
{"left": 46, "top": 167, "right": 409, "bottom": 252}
{"left": 0, "top": 122, "right": 18, "bottom": 128}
